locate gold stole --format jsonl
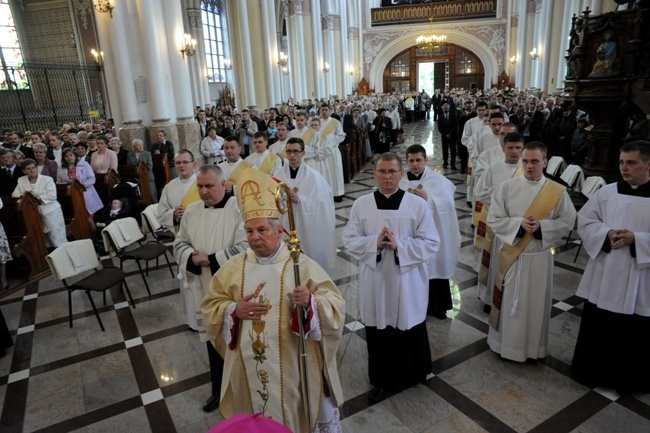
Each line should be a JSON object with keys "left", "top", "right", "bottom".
{"left": 300, "top": 128, "right": 316, "bottom": 145}
{"left": 321, "top": 118, "right": 339, "bottom": 136}
{"left": 477, "top": 164, "right": 524, "bottom": 285}
{"left": 226, "top": 160, "right": 252, "bottom": 186}
{"left": 259, "top": 152, "right": 279, "bottom": 174}
{"left": 180, "top": 181, "right": 201, "bottom": 207}
{"left": 488, "top": 179, "right": 565, "bottom": 329}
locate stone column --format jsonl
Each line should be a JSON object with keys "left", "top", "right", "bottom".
{"left": 538, "top": 0, "right": 553, "bottom": 90}
{"left": 339, "top": 0, "right": 349, "bottom": 96}
{"left": 557, "top": 0, "right": 575, "bottom": 91}
{"left": 136, "top": 0, "right": 177, "bottom": 148}
{"left": 348, "top": 27, "right": 359, "bottom": 93}
{"left": 161, "top": 1, "right": 199, "bottom": 154}
{"left": 310, "top": 0, "right": 325, "bottom": 99}
{"left": 260, "top": 0, "right": 278, "bottom": 106}
{"left": 235, "top": 0, "right": 256, "bottom": 107}
{"left": 323, "top": 15, "right": 338, "bottom": 97}
{"left": 105, "top": 0, "right": 146, "bottom": 147}
{"left": 515, "top": 0, "right": 527, "bottom": 88}
{"left": 286, "top": 1, "right": 308, "bottom": 100}
{"left": 187, "top": 7, "right": 210, "bottom": 107}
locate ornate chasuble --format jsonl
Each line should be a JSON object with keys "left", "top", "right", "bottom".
{"left": 239, "top": 255, "right": 292, "bottom": 423}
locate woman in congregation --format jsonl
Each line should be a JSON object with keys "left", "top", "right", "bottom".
{"left": 12, "top": 159, "right": 67, "bottom": 248}
{"left": 57, "top": 148, "right": 104, "bottom": 236}
{"left": 90, "top": 135, "right": 118, "bottom": 174}
{"left": 32, "top": 143, "right": 58, "bottom": 179}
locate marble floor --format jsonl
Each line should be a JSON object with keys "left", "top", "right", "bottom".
{"left": 2, "top": 119, "right": 650, "bottom": 432}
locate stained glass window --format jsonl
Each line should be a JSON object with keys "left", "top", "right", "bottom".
{"left": 201, "top": 1, "right": 226, "bottom": 83}
{"left": 0, "top": 0, "right": 27, "bottom": 90}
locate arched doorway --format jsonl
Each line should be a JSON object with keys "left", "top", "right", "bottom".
{"left": 382, "top": 44, "right": 484, "bottom": 93}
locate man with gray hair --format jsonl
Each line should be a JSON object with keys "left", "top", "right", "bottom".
{"left": 173, "top": 164, "right": 247, "bottom": 412}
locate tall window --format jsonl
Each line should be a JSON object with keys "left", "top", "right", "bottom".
{"left": 0, "top": 0, "right": 27, "bottom": 90}
{"left": 201, "top": 1, "right": 226, "bottom": 83}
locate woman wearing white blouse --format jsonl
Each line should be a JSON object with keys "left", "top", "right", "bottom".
{"left": 12, "top": 158, "right": 68, "bottom": 248}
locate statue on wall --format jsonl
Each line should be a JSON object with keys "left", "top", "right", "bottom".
{"left": 588, "top": 30, "right": 620, "bottom": 78}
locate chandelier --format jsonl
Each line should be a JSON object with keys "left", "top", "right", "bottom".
{"left": 416, "top": 18, "right": 447, "bottom": 55}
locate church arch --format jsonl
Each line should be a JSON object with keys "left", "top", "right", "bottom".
{"left": 368, "top": 30, "right": 499, "bottom": 91}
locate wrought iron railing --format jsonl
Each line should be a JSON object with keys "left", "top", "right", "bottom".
{"left": 371, "top": 0, "right": 497, "bottom": 26}
{"left": 0, "top": 62, "right": 108, "bottom": 132}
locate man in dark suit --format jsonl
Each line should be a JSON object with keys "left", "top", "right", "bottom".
{"left": 0, "top": 149, "right": 24, "bottom": 196}
{"left": 433, "top": 90, "right": 444, "bottom": 121}
{"left": 197, "top": 110, "right": 209, "bottom": 139}
{"left": 456, "top": 100, "right": 477, "bottom": 174}
{"left": 437, "top": 103, "right": 457, "bottom": 169}
{"left": 519, "top": 98, "right": 546, "bottom": 143}
{"left": 151, "top": 130, "right": 176, "bottom": 177}
{"left": 5, "top": 132, "right": 34, "bottom": 160}
{"left": 339, "top": 106, "right": 355, "bottom": 145}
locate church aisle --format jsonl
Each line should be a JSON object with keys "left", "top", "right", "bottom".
{"left": 0, "top": 119, "right": 649, "bottom": 433}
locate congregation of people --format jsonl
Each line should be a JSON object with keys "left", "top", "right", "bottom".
{"left": 1, "top": 85, "right": 649, "bottom": 431}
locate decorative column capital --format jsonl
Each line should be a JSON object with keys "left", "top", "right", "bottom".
{"left": 534, "top": 0, "right": 543, "bottom": 14}
{"left": 348, "top": 26, "right": 359, "bottom": 40}
{"left": 187, "top": 8, "right": 201, "bottom": 28}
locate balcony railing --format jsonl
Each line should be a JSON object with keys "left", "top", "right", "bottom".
{"left": 371, "top": 1, "right": 497, "bottom": 26}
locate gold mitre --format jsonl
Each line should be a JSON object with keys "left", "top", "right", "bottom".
{"left": 232, "top": 167, "right": 282, "bottom": 221}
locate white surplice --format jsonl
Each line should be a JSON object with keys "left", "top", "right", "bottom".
{"left": 276, "top": 163, "right": 337, "bottom": 273}
{"left": 173, "top": 198, "right": 247, "bottom": 338}
{"left": 343, "top": 191, "right": 440, "bottom": 330}
{"left": 157, "top": 173, "right": 197, "bottom": 232}
{"left": 244, "top": 150, "right": 283, "bottom": 177}
{"left": 399, "top": 167, "right": 459, "bottom": 279}
{"left": 486, "top": 176, "right": 575, "bottom": 361}
{"left": 576, "top": 183, "right": 650, "bottom": 316}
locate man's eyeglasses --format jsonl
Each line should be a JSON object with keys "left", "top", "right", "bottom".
{"left": 375, "top": 169, "right": 400, "bottom": 176}
{"left": 285, "top": 149, "right": 303, "bottom": 154}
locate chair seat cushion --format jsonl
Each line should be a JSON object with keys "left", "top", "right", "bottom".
{"left": 121, "top": 243, "right": 169, "bottom": 260}
{"left": 72, "top": 268, "right": 127, "bottom": 292}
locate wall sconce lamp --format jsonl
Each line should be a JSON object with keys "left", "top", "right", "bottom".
{"left": 347, "top": 65, "right": 355, "bottom": 76}
{"left": 322, "top": 62, "right": 330, "bottom": 73}
{"left": 180, "top": 33, "right": 197, "bottom": 59}
{"left": 277, "top": 51, "right": 288, "bottom": 67}
{"left": 90, "top": 48, "right": 104, "bottom": 65}
{"left": 282, "top": 66, "right": 289, "bottom": 75}
{"left": 509, "top": 55, "right": 518, "bottom": 65}
{"left": 224, "top": 58, "right": 233, "bottom": 70}
{"left": 530, "top": 48, "right": 540, "bottom": 60}
{"left": 94, "top": 0, "right": 114, "bottom": 18}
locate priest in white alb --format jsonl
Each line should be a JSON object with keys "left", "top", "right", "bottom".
{"left": 486, "top": 142, "right": 575, "bottom": 362}
{"left": 572, "top": 141, "right": 650, "bottom": 394}
{"left": 276, "top": 137, "right": 337, "bottom": 274}
{"left": 399, "top": 144, "right": 459, "bottom": 319}
{"left": 343, "top": 152, "right": 439, "bottom": 401}
{"left": 319, "top": 105, "right": 346, "bottom": 201}
{"left": 244, "top": 132, "right": 282, "bottom": 177}
{"left": 474, "top": 132, "right": 524, "bottom": 311}
{"left": 157, "top": 150, "right": 199, "bottom": 232}
{"left": 173, "top": 164, "right": 247, "bottom": 413}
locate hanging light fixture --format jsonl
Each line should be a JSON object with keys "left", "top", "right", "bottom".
{"left": 416, "top": 18, "right": 447, "bottom": 55}
{"left": 93, "top": 0, "right": 115, "bottom": 18}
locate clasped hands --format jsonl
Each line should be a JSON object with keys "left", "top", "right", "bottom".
{"left": 377, "top": 227, "right": 398, "bottom": 250}
{"left": 235, "top": 286, "right": 310, "bottom": 320}
{"left": 410, "top": 188, "right": 428, "bottom": 201}
{"left": 521, "top": 215, "right": 541, "bottom": 234}
{"left": 608, "top": 229, "right": 635, "bottom": 250}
